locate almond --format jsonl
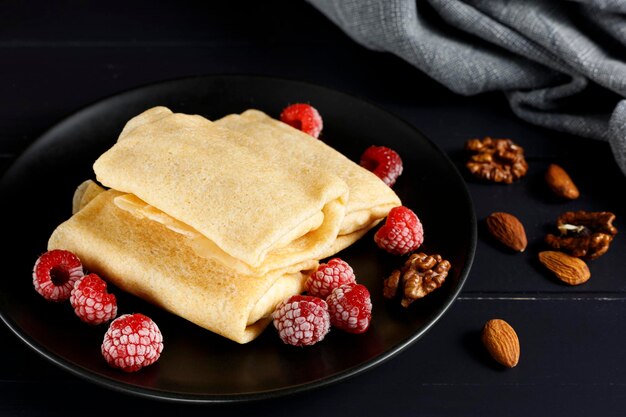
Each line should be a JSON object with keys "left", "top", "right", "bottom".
{"left": 545, "top": 164, "right": 579, "bottom": 200}
{"left": 482, "top": 319, "right": 520, "bottom": 368}
{"left": 485, "top": 212, "right": 527, "bottom": 252}
{"left": 538, "top": 251, "right": 591, "bottom": 285}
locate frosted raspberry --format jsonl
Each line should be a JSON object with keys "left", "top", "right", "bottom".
{"left": 305, "top": 258, "right": 357, "bottom": 299}
{"left": 272, "top": 295, "right": 330, "bottom": 346}
{"left": 327, "top": 284, "right": 372, "bottom": 334}
{"left": 32, "top": 249, "right": 84, "bottom": 302}
{"left": 101, "top": 313, "right": 164, "bottom": 372}
{"left": 70, "top": 274, "right": 117, "bottom": 325}
{"left": 360, "top": 145, "right": 403, "bottom": 187}
{"left": 280, "top": 103, "right": 323, "bottom": 138}
{"left": 375, "top": 206, "right": 424, "bottom": 255}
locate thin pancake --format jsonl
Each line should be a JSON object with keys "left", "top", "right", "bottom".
{"left": 215, "top": 109, "right": 401, "bottom": 237}
{"left": 48, "top": 189, "right": 313, "bottom": 344}
{"left": 93, "top": 108, "right": 349, "bottom": 275}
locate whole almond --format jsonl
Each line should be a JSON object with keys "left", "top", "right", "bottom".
{"left": 538, "top": 251, "right": 590, "bottom": 285}
{"left": 482, "top": 319, "right": 520, "bottom": 368}
{"left": 486, "top": 212, "right": 527, "bottom": 252}
{"left": 545, "top": 164, "right": 579, "bottom": 200}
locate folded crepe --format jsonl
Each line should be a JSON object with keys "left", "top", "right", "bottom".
{"left": 54, "top": 107, "right": 402, "bottom": 343}
{"left": 49, "top": 185, "right": 313, "bottom": 344}
{"left": 72, "top": 179, "right": 108, "bottom": 214}
{"left": 214, "top": 109, "right": 401, "bottom": 256}
{"left": 93, "top": 108, "right": 349, "bottom": 275}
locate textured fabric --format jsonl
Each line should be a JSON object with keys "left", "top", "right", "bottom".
{"left": 307, "top": 0, "right": 626, "bottom": 175}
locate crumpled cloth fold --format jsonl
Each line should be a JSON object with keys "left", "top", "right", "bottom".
{"left": 307, "top": 0, "right": 626, "bottom": 175}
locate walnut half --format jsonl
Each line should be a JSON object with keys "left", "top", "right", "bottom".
{"left": 383, "top": 253, "right": 451, "bottom": 307}
{"left": 465, "top": 137, "right": 528, "bottom": 184}
{"left": 545, "top": 211, "right": 618, "bottom": 260}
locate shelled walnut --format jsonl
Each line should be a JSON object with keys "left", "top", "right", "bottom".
{"left": 545, "top": 211, "right": 618, "bottom": 260}
{"left": 383, "top": 253, "right": 451, "bottom": 307}
{"left": 465, "top": 137, "right": 528, "bottom": 184}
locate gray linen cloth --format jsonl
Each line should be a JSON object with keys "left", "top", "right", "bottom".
{"left": 307, "top": 0, "right": 626, "bottom": 175}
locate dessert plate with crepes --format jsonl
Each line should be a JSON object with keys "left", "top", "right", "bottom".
{"left": 0, "top": 75, "right": 476, "bottom": 402}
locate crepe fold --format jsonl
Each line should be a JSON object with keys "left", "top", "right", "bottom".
{"left": 214, "top": 109, "right": 401, "bottom": 255}
{"left": 49, "top": 187, "right": 313, "bottom": 344}
{"left": 93, "top": 107, "right": 349, "bottom": 275}
{"left": 52, "top": 107, "right": 402, "bottom": 343}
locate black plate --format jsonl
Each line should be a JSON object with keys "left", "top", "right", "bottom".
{"left": 0, "top": 75, "right": 476, "bottom": 402}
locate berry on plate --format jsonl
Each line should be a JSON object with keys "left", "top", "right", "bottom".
{"left": 360, "top": 145, "right": 403, "bottom": 187}
{"left": 327, "top": 283, "right": 372, "bottom": 334}
{"left": 374, "top": 206, "right": 424, "bottom": 255}
{"left": 305, "top": 258, "right": 356, "bottom": 299}
{"left": 70, "top": 273, "right": 117, "bottom": 325}
{"left": 101, "top": 313, "right": 164, "bottom": 372}
{"left": 272, "top": 295, "right": 330, "bottom": 346}
{"left": 32, "top": 249, "right": 84, "bottom": 302}
{"left": 280, "top": 103, "right": 323, "bottom": 138}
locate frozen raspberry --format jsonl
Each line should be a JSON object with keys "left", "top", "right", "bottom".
{"left": 305, "top": 258, "right": 357, "bottom": 299}
{"left": 272, "top": 295, "right": 330, "bottom": 346}
{"left": 375, "top": 206, "right": 424, "bottom": 255}
{"left": 32, "top": 249, "right": 84, "bottom": 302}
{"left": 70, "top": 274, "right": 117, "bottom": 325}
{"left": 360, "top": 145, "right": 403, "bottom": 187}
{"left": 327, "top": 284, "right": 372, "bottom": 334}
{"left": 101, "top": 313, "right": 164, "bottom": 372}
{"left": 280, "top": 103, "right": 323, "bottom": 138}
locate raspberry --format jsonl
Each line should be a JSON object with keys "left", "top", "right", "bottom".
{"left": 374, "top": 206, "right": 424, "bottom": 255}
{"left": 305, "top": 258, "right": 356, "bottom": 299}
{"left": 101, "top": 313, "right": 164, "bottom": 372}
{"left": 327, "top": 284, "right": 372, "bottom": 334}
{"left": 70, "top": 274, "right": 117, "bottom": 325}
{"left": 360, "top": 145, "right": 403, "bottom": 187}
{"left": 280, "top": 103, "right": 323, "bottom": 138}
{"left": 272, "top": 295, "right": 330, "bottom": 346}
{"left": 32, "top": 249, "right": 84, "bottom": 302}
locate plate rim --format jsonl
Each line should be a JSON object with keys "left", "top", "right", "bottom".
{"left": 0, "top": 74, "right": 477, "bottom": 403}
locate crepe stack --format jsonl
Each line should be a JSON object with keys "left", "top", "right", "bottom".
{"left": 48, "top": 107, "right": 401, "bottom": 343}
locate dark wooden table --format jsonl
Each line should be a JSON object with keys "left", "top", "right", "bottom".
{"left": 2, "top": 2, "right": 625, "bottom": 416}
